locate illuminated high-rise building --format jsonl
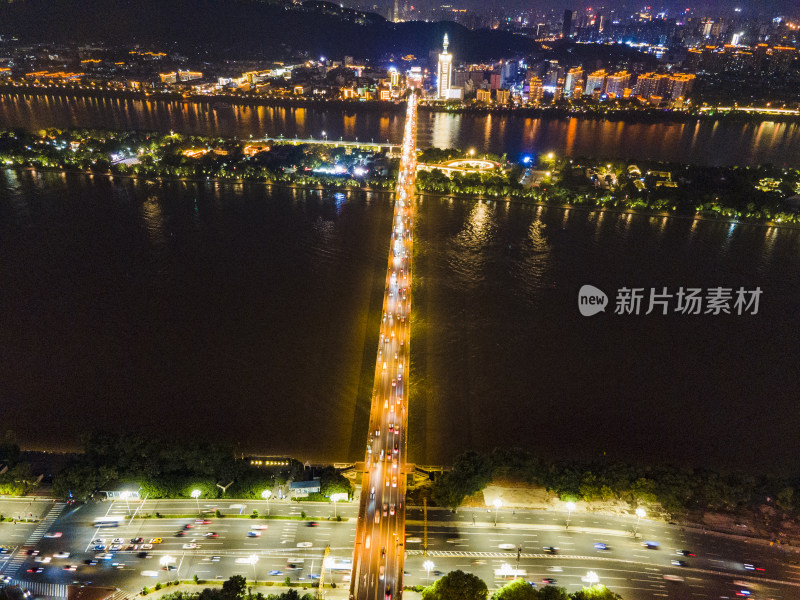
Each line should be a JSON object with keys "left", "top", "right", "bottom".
{"left": 528, "top": 76, "right": 543, "bottom": 103}
{"left": 584, "top": 69, "right": 607, "bottom": 96}
{"left": 633, "top": 73, "right": 667, "bottom": 98}
{"left": 563, "top": 67, "right": 583, "bottom": 97}
{"left": 666, "top": 74, "right": 695, "bottom": 99}
{"left": 437, "top": 34, "right": 452, "bottom": 99}
{"left": 604, "top": 71, "right": 630, "bottom": 97}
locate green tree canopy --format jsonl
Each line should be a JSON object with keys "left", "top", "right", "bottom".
{"left": 491, "top": 578, "right": 538, "bottom": 600}
{"left": 221, "top": 575, "right": 247, "bottom": 600}
{"left": 569, "top": 585, "right": 622, "bottom": 600}
{"left": 422, "top": 570, "right": 488, "bottom": 600}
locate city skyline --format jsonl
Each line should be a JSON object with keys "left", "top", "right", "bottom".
{"left": 1, "top": 2, "right": 800, "bottom": 600}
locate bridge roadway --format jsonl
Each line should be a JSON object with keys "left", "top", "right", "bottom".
{"left": 349, "top": 93, "right": 417, "bottom": 600}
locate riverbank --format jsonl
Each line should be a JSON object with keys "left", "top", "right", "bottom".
{"left": 6, "top": 164, "right": 800, "bottom": 232}
{"left": 3, "top": 83, "right": 799, "bottom": 124}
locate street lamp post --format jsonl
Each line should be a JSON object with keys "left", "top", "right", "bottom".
{"left": 493, "top": 498, "right": 502, "bottom": 526}
{"left": 566, "top": 501, "right": 576, "bottom": 530}
{"left": 120, "top": 491, "right": 131, "bottom": 516}
{"left": 330, "top": 493, "right": 348, "bottom": 518}
{"left": 634, "top": 507, "right": 646, "bottom": 537}
{"left": 322, "top": 131, "right": 327, "bottom": 142}
{"left": 191, "top": 489, "right": 201, "bottom": 514}
{"left": 160, "top": 555, "right": 175, "bottom": 581}
{"left": 585, "top": 571, "right": 599, "bottom": 585}
{"left": 248, "top": 554, "right": 259, "bottom": 584}
{"left": 261, "top": 489, "right": 271, "bottom": 516}
{"left": 422, "top": 560, "right": 434, "bottom": 584}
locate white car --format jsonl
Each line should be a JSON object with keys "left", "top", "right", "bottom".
{"left": 53, "top": 552, "right": 70, "bottom": 559}
{"left": 251, "top": 525, "right": 268, "bottom": 530}
{"left": 141, "top": 570, "right": 159, "bottom": 577}
{"left": 296, "top": 542, "right": 313, "bottom": 548}
{"left": 112, "top": 538, "right": 124, "bottom": 544}
{"left": 182, "top": 543, "right": 199, "bottom": 550}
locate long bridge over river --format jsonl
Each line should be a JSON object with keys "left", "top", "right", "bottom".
{"left": 348, "top": 93, "right": 417, "bottom": 600}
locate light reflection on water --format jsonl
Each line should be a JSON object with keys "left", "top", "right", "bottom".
{"left": 3, "top": 93, "right": 800, "bottom": 165}
{"left": 1, "top": 171, "right": 799, "bottom": 472}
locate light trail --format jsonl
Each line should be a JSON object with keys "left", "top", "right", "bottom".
{"left": 350, "top": 92, "right": 418, "bottom": 600}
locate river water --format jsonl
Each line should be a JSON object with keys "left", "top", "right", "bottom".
{"left": 1, "top": 170, "right": 798, "bottom": 473}
{"left": 2, "top": 92, "right": 800, "bottom": 166}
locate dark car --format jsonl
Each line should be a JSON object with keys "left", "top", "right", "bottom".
{"left": 542, "top": 578, "right": 557, "bottom": 585}
{"left": 543, "top": 546, "right": 559, "bottom": 554}
{"left": 671, "top": 560, "right": 688, "bottom": 567}
{"left": 84, "top": 559, "right": 98, "bottom": 566}
{"left": 677, "top": 549, "right": 695, "bottom": 557}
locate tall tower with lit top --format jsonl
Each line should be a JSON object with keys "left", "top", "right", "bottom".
{"left": 437, "top": 34, "right": 452, "bottom": 99}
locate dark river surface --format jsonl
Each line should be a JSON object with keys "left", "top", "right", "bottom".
{"left": 1, "top": 171, "right": 799, "bottom": 473}
{"left": 3, "top": 92, "right": 800, "bottom": 165}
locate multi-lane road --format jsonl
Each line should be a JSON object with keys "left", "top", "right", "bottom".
{"left": 350, "top": 92, "right": 418, "bottom": 600}
{"left": 3, "top": 497, "right": 800, "bottom": 599}
{"left": 3, "top": 93, "right": 800, "bottom": 600}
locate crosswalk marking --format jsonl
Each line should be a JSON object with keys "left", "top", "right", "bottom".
{"left": 7, "top": 578, "right": 68, "bottom": 599}
{"left": 1, "top": 502, "right": 66, "bottom": 578}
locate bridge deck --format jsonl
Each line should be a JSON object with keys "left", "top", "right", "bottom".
{"left": 349, "top": 94, "right": 417, "bottom": 600}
